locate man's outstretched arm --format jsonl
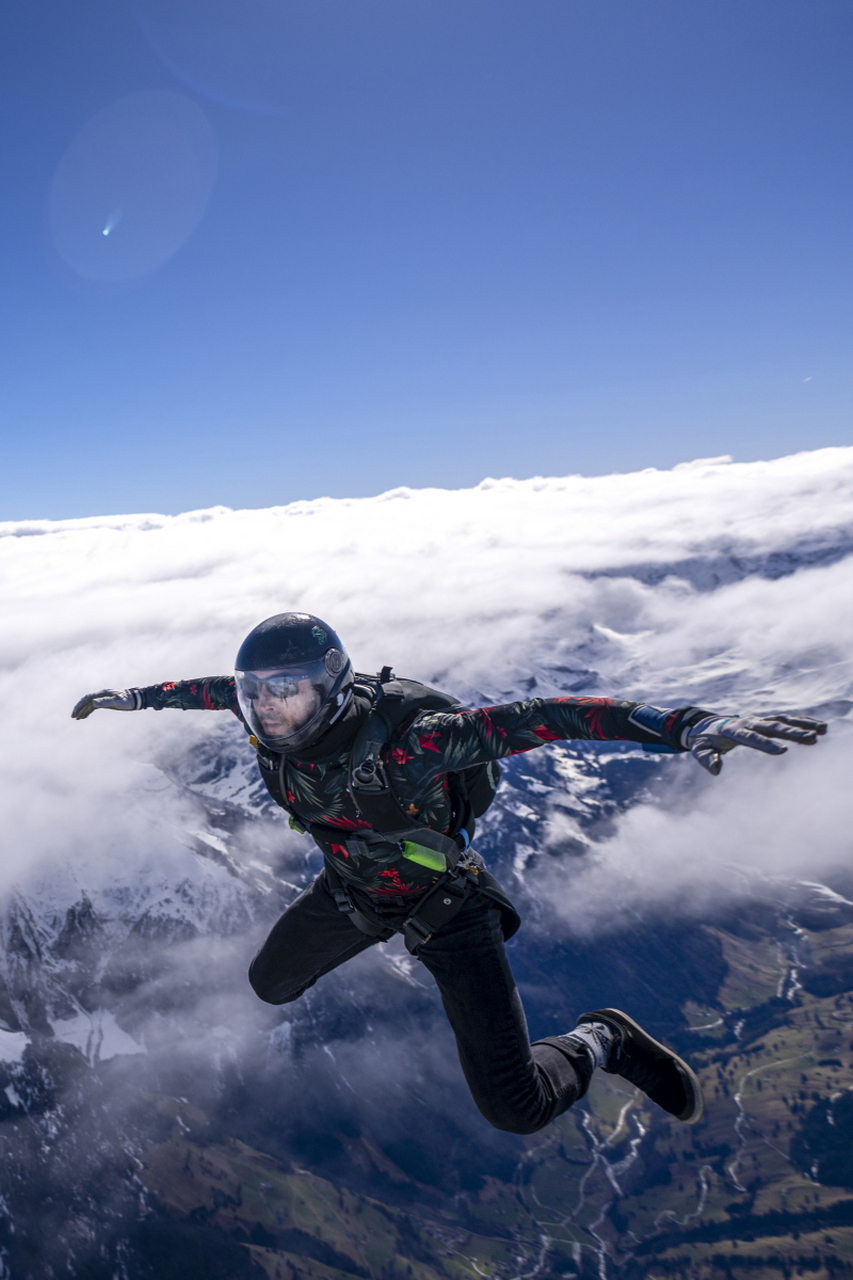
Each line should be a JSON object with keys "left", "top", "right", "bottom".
{"left": 401, "top": 696, "right": 826, "bottom": 777}
{"left": 72, "top": 677, "right": 242, "bottom": 720}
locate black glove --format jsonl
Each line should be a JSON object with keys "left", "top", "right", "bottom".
{"left": 686, "top": 713, "right": 827, "bottom": 776}
{"left": 71, "top": 689, "right": 144, "bottom": 720}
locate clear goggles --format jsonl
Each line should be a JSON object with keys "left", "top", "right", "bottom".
{"left": 235, "top": 648, "right": 346, "bottom": 710}
{"left": 236, "top": 668, "right": 317, "bottom": 702}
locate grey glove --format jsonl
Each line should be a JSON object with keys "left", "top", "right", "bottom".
{"left": 686, "top": 713, "right": 827, "bottom": 776}
{"left": 71, "top": 689, "right": 144, "bottom": 720}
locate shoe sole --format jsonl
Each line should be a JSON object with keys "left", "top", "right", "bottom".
{"left": 578, "top": 1008, "right": 705, "bottom": 1124}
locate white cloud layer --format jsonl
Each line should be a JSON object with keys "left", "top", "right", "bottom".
{"left": 1, "top": 446, "right": 852, "bottom": 926}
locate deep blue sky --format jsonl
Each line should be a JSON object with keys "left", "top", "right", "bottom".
{"left": 1, "top": 0, "right": 851, "bottom": 519}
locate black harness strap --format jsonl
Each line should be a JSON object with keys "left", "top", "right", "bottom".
{"left": 324, "top": 867, "right": 394, "bottom": 942}
{"left": 348, "top": 678, "right": 418, "bottom": 831}
{"left": 324, "top": 861, "right": 476, "bottom": 955}
{"left": 398, "top": 872, "right": 471, "bottom": 954}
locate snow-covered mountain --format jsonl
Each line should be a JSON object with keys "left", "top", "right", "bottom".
{"left": 1, "top": 448, "right": 852, "bottom": 1277}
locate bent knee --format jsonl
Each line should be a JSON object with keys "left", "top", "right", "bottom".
{"left": 248, "top": 962, "right": 304, "bottom": 1006}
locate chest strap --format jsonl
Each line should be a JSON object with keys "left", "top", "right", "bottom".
{"left": 304, "top": 823, "right": 465, "bottom": 874}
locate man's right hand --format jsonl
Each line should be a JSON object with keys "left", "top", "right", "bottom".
{"left": 71, "top": 689, "right": 143, "bottom": 719}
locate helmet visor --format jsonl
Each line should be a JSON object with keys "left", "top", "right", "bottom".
{"left": 235, "top": 653, "right": 348, "bottom": 750}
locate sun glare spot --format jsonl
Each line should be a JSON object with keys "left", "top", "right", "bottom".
{"left": 102, "top": 209, "right": 122, "bottom": 237}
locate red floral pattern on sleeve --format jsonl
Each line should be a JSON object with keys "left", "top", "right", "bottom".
{"left": 138, "top": 676, "right": 698, "bottom": 898}
{"left": 140, "top": 677, "right": 243, "bottom": 722}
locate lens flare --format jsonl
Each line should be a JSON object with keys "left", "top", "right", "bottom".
{"left": 49, "top": 91, "right": 216, "bottom": 282}
{"left": 101, "top": 209, "right": 122, "bottom": 237}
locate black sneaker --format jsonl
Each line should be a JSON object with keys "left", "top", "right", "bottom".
{"left": 577, "top": 1008, "right": 705, "bottom": 1124}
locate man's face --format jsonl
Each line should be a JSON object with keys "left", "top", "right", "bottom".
{"left": 253, "top": 671, "right": 321, "bottom": 737}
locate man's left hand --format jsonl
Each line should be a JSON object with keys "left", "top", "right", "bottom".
{"left": 687, "top": 714, "right": 827, "bottom": 776}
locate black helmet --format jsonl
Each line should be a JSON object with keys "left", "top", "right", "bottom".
{"left": 234, "top": 613, "right": 353, "bottom": 752}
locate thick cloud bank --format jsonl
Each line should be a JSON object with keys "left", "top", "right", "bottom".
{"left": 1, "top": 449, "right": 852, "bottom": 1275}
{"left": 2, "top": 447, "right": 851, "bottom": 914}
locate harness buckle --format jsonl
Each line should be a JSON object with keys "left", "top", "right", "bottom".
{"left": 402, "top": 916, "right": 434, "bottom": 951}
{"left": 351, "top": 756, "right": 389, "bottom": 793}
{"left": 332, "top": 889, "right": 355, "bottom": 914}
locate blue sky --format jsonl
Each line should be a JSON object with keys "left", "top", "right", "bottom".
{"left": 1, "top": 0, "right": 851, "bottom": 520}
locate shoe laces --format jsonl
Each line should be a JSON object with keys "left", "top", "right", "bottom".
{"left": 566, "top": 1020, "right": 618, "bottom": 1071}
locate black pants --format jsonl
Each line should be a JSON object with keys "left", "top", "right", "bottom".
{"left": 248, "top": 873, "right": 591, "bottom": 1135}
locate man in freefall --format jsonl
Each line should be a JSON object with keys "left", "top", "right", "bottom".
{"left": 73, "top": 612, "right": 827, "bottom": 1134}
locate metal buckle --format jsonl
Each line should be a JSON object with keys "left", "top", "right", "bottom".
{"left": 402, "top": 917, "right": 433, "bottom": 951}
{"left": 351, "top": 756, "right": 388, "bottom": 792}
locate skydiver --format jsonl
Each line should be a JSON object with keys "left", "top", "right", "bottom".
{"left": 72, "top": 613, "right": 826, "bottom": 1134}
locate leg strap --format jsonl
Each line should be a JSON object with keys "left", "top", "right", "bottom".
{"left": 324, "top": 864, "right": 473, "bottom": 955}
{"left": 400, "top": 873, "right": 471, "bottom": 955}
{"left": 324, "top": 866, "right": 394, "bottom": 941}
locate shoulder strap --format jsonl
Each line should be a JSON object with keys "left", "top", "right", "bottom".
{"left": 349, "top": 671, "right": 419, "bottom": 831}
{"left": 254, "top": 670, "right": 500, "bottom": 841}
{"left": 348, "top": 669, "right": 463, "bottom": 833}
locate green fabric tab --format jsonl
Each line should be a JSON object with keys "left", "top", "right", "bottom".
{"left": 401, "top": 841, "right": 446, "bottom": 872}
